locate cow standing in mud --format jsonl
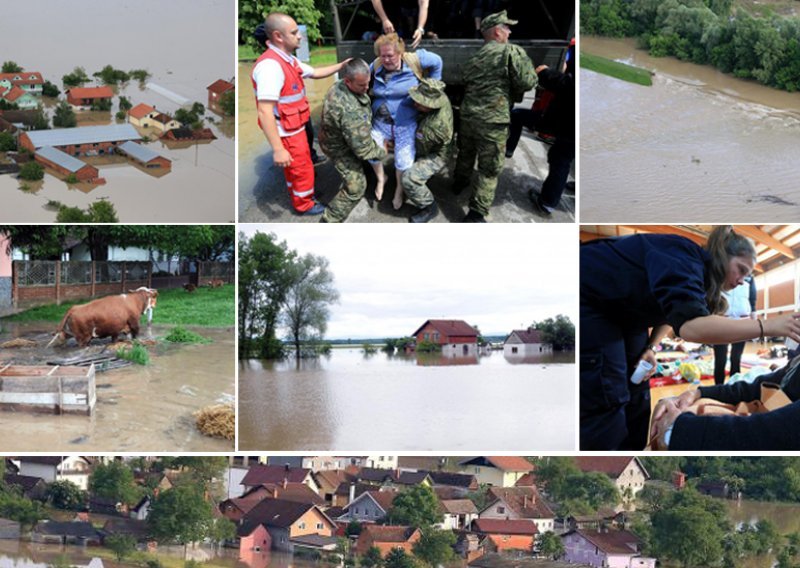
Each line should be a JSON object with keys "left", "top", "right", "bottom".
{"left": 48, "top": 287, "right": 159, "bottom": 347}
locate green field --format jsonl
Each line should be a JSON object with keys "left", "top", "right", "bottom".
{"left": 4, "top": 285, "right": 235, "bottom": 327}
{"left": 581, "top": 52, "right": 653, "bottom": 86}
{"left": 239, "top": 44, "right": 338, "bottom": 66}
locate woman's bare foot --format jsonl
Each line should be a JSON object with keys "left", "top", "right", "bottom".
{"left": 375, "top": 176, "right": 385, "bottom": 200}
{"left": 392, "top": 187, "right": 404, "bottom": 210}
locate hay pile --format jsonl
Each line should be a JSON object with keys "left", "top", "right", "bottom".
{"left": 0, "top": 338, "right": 38, "bottom": 348}
{"left": 194, "top": 404, "right": 235, "bottom": 440}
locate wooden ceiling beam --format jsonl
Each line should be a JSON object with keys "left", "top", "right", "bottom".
{"left": 734, "top": 225, "right": 795, "bottom": 260}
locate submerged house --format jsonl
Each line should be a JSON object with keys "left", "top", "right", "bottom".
{"left": 117, "top": 141, "right": 171, "bottom": 170}
{"left": 207, "top": 79, "right": 234, "bottom": 113}
{"left": 19, "top": 124, "right": 141, "bottom": 156}
{"left": 66, "top": 86, "right": 114, "bottom": 108}
{"left": 0, "top": 71, "right": 44, "bottom": 96}
{"left": 410, "top": 319, "right": 479, "bottom": 356}
{"left": 504, "top": 327, "right": 552, "bottom": 356}
{"left": 0, "top": 84, "right": 38, "bottom": 110}
{"left": 34, "top": 146, "right": 99, "bottom": 181}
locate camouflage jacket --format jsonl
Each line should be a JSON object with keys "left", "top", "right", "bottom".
{"left": 319, "top": 80, "right": 386, "bottom": 162}
{"left": 415, "top": 97, "right": 454, "bottom": 160}
{"left": 460, "top": 41, "right": 537, "bottom": 125}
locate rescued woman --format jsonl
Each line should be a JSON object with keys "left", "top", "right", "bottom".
{"left": 580, "top": 225, "right": 800, "bottom": 450}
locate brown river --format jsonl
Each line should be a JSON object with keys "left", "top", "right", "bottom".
{"left": 0, "top": 322, "right": 234, "bottom": 452}
{"left": 581, "top": 36, "right": 800, "bottom": 223}
{"left": 238, "top": 348, "right": 576, "bottom": 451}
{"left": 0, "top": 0, "right": 235, "bottom": 223}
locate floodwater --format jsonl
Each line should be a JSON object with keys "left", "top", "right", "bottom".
{"left": 581, "top": 36, "right": 800, "bottom": 223}
{"left": 238, "top": 347, "right": 576, "bottom": 450}
{"left": 726, "top": 499, "right": 800, "bottom": 568}
{"left": 0, "top": 322, "right": 234, "bottom": 452}
{"left": 0, "top": 0, "right": 235, "bottom": 223}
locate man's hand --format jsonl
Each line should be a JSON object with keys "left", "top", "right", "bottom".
{"left": 411, "top": 28, "right": 424, "bottom": 49}
{"left": 273, "top": 147, "right": 293, "bottom": 168}
{"left": 382, "top": 19, "right": 395, "bottom": 33}
{"left": 535, "top": 64, "right": 549, "bottom": 74}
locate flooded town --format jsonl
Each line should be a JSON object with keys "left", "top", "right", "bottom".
{"left": 2, "top": 456, "right": 800, "bottom": 568}
{"left": 0, "top": 0, "right": 235, "bottom": 223}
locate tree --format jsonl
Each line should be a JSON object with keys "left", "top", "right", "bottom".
{"left": 239, "top": 0, "right": 324, "bottom": 51}
{"left": 538, "top": 531, "right": 565, "bottom": 560}
{"left": 56, "top": 206, "right": 90, "bottom": 223}
{"left": 361, "top": 546, "right": 384, "bottom": 568}
{"left": 18, "top": 162, "right": 44, "bottom": 181}
{"left": 86, "top": 199, "right": 119, "bottom": 222}
{"left": 53, "top": 101, "right": 77, "bottom": 128}
{"left": 220, "top": 90, "right": 235, "bottom": 116}
{"left": 118, "top": 96, "right": 133, "bottom": 111}
{"left": 0, "top": 488, "right": 45, "bottom": 529}
{"left": 171, "top": 456, "right": 228, "bottom": 496}
{"left": 384, "top": 548, "right": 417, "bottom": 568}
{"left": 62, "top": 66, "right": 90, "bottom": 87}
{"left": 346, "top": 520, "right": 363, "bottom": 537}
{"left": 532, "top": 315, "right": 575, "bottom": 350}
{"left": 42, "top": 80, "right": 60, "bottom": 97}
{"left": 412, "top": 528, "right": 456, "bottom": 566}
{"left": 385, "top": 485, "right": 441, "bottom": 528}
{"left": 148, "top": 485, "right": 214, "bottom": 555}
{"left": 637, "top": 483, "right": 672, "bottom": 513}
{"left": 0, "top": 132, "right": 16, "bottom": 152}
{"left": 282, "top": 252, "right": 339, "bottom": 359}
{"left": 93, "top": 64, "right": 130, "bottom": 84}
{"left": 46, "top": 480, "right": 85, "bottom": 510}
{"left": 90, "top": 461, "right": 142, "bottom": 506}
{"left": 2, "top": 61, "right": 22, "bottom": 73}
{"left": 31, "top": 108, "right": 49, "bottom": 130}
{"left": 209, "top": 517, "right": 237, "bottom": 549}
{"left": 106, "top": 534, "right": 136, "bottom": 562}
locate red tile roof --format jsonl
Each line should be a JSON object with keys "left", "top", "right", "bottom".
{"left": 473, "top": 519, "right": 538, "bottom": 536}
{"left": 484, "top": 457, "right": 535, "bottom": 472}
{"left": 2, "top": 86, "right": 26, "bottom": 102}
{"left": 67, "top": 86, "right": 114, "bottom": 99}
{"left": 207, "top": 79, "right": 234, "bottom": 94}
{"left": 486, "top": 486, "right": 554, "bottom": 519}
{"left": 241, "top": 464, "right": 312, "bottom": 487}
{"left": 361, "top": 524, "right": 419, "bottom": 543}
{"left": 574, "top": 457, "right": 647, "bottom": 479}
{"left": 508, "top": 328, "right": 544, "bottom": 344}
{"left": 0, "top": 72, "right": 44, "bottom": 85}
{"left": 439, "top": 498, "right": 478, "bottom": 515}
{"left": 514, "top": 473, "right": 537, "bottom": 487}
{"left": 128, "top": 103, "right": 155, "bottom": 119}
{"left": 412, "top": 319, "right": 478, "bottom": 338}
{"left": 572, "top": 529, "right": 642, "bottom": 555}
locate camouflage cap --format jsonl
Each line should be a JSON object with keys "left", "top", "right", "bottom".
{"left": 409, "top": 78, "right": 448, "bottom": 109}
{"left": 480, "top": 10, "right": 518, "bottom": 32}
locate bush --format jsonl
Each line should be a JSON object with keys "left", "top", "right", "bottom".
{"left": 416, "top": 339, "right": 441, "bottom": 353}
{"left": 130, "top": 69, "right": 150, "bottom": 82}
{"left": 42, "top": 80, "right": 59, "bottom": 97}
{"left": 94, "top": 64, "right": 130, "bottom": 84}
{"left": 0, "top": 132, "right": 16, "bottom": 152}
{"left": 116, "top": 343, "right": 150, "bottom": 365}
{"left": 18, "top": 162, "right": 44, "bottom": 181}
{"left": 64, "top": 174, "right": 79, "bottom": 184}
{"left": 62, "top": 66, "right": 89, "bottom": 87}
{"left": 91, "top": 98, "right": 112, "bottom": 111}
{"left": 115, "top": 110, "right": 126, "bottom": 120}
{"left": 52, "top": 101, "right": 77, "bottom": 127}
{"left": 164, "top": 327, "right": 211, "bottom": 344}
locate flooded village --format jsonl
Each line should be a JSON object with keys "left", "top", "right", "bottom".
{"left": 0, "top": 0, "right": 235, "bottom": 223}
{"left": 3, "top": 456, "right": 800, "bottom": 568}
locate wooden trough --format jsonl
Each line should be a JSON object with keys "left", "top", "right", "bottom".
{"left": 0, "top": 363, "right": 96, "bottom": 415}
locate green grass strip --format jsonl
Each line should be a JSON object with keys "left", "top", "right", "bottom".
{"left": 5, "top": 284, "right": 234, "bottom": 327}
{"left": 116, "top": 342, "right": 150, "bottom": 365}
{"left": 163, "top": 326, "right": 212, "bottom": 344}
{"left": 581, "top": 52, "right": 653, "bottom": 86}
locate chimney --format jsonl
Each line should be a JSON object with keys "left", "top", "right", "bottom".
{"left": 349, "top": 482, "right": 356, "bottom": 503}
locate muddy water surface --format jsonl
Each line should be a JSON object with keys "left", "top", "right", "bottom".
{"left": 0, "top": 0, "right": 235, "bottom": 223}
{"left": 726, "top": 499, "right": 800, "bottom": 568}
{"left": 581, "top": 36, "right": 800, "bottom": 222}
{"left": 239, "top": 347, "right": 576, "bottom": 450}
{"left": 0, "top": 323, "right": 234, "bottom": 452}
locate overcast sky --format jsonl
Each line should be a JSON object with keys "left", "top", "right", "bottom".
{"left": 241, "top": 224, "right": 578, "bottom": 339}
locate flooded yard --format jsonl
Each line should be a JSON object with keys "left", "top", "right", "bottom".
{"left": 0, "top": 0, "right": 234, "bottom": 222}
{"left": 238, "top": 347, "right": 576, "bottom": 450}
{"left": 580, "top": 36, "right": 800, "bottom": 222}
{"left": 0, "top": 322, "right": 234, "bottom": 452}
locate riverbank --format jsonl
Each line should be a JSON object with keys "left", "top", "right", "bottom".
{"left": 581, "top": 52, "right": 652, "bottom": 86}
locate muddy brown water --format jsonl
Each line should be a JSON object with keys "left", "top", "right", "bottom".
{"left": 581, "top": 36, "right": 800, "bottom": 223}
{"left": 0, "top": 0, "right": 235, "bottom": 223}
{"left": 0, "top": 322, "right": 234, "bottom": 452}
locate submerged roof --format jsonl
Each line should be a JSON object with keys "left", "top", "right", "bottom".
{"left": 36, "top": 146, "right": 91, "bottom": 172}
{"left": 118, "top": 140, "right": 166, "bottom": 163}
{"left": 24, "top": 124, "right": 140, "bottom": 149}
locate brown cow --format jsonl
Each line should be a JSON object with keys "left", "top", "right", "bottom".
{"left": 48, "top": 287, "right": 159, "bottom": 347}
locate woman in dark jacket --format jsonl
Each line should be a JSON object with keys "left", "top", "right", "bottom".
{"left": 580, "top": 226, "right": 800, "bottom": 450}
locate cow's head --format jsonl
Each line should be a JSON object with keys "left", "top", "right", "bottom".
{"left": 130, "top": 287, "right": 159, "bottom": 322}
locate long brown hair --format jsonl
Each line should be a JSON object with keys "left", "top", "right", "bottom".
{"left": 705, "top": 226, "right": 756, "bottom": 314}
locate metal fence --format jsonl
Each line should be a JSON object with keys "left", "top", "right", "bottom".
{"left": 15, "top": 260, "right": 150, "bottom": 287}
{"left": 199, "top": 261, "right": 234, "bottom": 281}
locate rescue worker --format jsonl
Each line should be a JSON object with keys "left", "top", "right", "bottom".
{"left": 452, "top": 10, "right": 537, "bottom": 223}
{"left": 580, "top": 226, "right": 800, "bottom": 450}
{"left": 251, "top": 13, "right": 351, "bottom": 215}
{"left": 402, "top": 78, "right": 453, "bottom": 223}
{"left": 318, "top": 59, "right": 387, "bottom": 223}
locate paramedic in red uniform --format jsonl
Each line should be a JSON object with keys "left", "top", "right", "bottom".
{"left": 252, "top": 13, "right": 351, "bottom": 215}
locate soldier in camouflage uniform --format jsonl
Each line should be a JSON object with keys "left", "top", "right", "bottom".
{"left": 403, "top": 78, "right": 453, "bottom": 223}
{"left": 319, "top": 59, "right": 387, "bottom": 223}
{"left": 453, "top": 10, "right": 537, "bottom": 222}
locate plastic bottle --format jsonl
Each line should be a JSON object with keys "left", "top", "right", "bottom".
{"left": 630, "top": 360, "right": 654, "bottom": 384}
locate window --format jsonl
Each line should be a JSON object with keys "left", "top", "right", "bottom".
{"left": 497, "top": 506, "right": 505, "bottom": 514}
{"left": 424, "top": 333, "right": 429, "bottom": 340}
{"left": 298, "top": 522, "right": 306, "bottom": 529}
{"left": 317, "top": 523, "right": 324, "bottom": 530}
{"left": 512, "top": 347, "right": 518, "bottom": 354}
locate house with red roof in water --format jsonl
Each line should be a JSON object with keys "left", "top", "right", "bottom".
{"left": 66, "top": 86, "right": 113, "bottom": 108}
{"left": 458, "top": 456, "right": 534, "bottom": 487}
{"left": 0, "top": 71, "right": 43, "bottom": 109}
{"left": 410, "top": 319, "right": 479, "bottom": 357}
{"left": 562, "top": 529, "right": 655, "bottom": 568}
{"left": 207, "top": 79, "right": 234, "bottom": 114}
{"left": 504, "top": 327, "right": 552, "bottom": 356}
